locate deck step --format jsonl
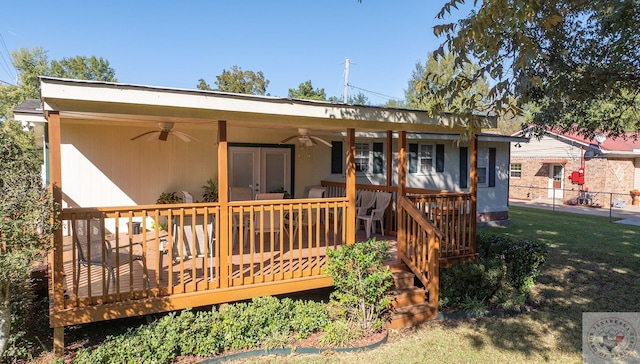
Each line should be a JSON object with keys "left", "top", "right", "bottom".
{"left": 388, "top": 302, "right": 437, "bottom": 329}
{"left": 389, "top": 287, "right": 425, "bottom": 308}
{"left": 392, "top": 270, "right": 415, "bottom": 290}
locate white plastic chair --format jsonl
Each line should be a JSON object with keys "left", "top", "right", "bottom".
{"left": 355, "top": 190, "right": 377, "bottom": 230}
{"left": 356, "top": 192, "right": 392, "bottom": 239}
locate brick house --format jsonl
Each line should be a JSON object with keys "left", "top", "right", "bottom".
{"left": 509, "top": 128, "right": 640, "bottom": 206}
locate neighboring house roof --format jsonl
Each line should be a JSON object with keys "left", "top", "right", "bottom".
{"left": 14, "top": 99, "right": 43, "bottom": 115}
{"left": 513, "top": 126, "right": 640, "bottom": 156}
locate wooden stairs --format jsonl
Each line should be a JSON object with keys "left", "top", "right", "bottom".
{"left": 387, "top": 264, "right": 438, "bottom": 329}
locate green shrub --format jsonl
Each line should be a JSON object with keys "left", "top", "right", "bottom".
{"left": 319, "top": 319, "right": 363, "bottom": 347}
{"left": 325, "top": 239, "right": 394, "bottom": 333}
{"left": 290, "top": 299, "right": 331, "bottom": 339}
{"left": 441, "top": 233, "right": 547, "bottom": 312}
{"left": 440, "top": 257, "right": 507, "bottom": 307}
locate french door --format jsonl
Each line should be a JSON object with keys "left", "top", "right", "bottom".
{"left": 229, "top": 146, "right": 292, "bottom": 198}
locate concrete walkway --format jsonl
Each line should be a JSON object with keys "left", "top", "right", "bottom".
{"left": 509, "top": 199, "right": 640, "bottom": 226}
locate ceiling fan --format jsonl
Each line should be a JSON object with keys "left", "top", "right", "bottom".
{"left": 280, "top": 128, "right": 332, "bottom": 147}
{"left": 130, "top": 122, "right": 196, "bottom": 142}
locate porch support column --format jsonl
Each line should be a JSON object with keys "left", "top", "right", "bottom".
{"left": 217, "top": 121, "right": 230, "bottom": 287}
{"left": 469, "top": 134, "right": 478, "bottom": 254}
{"left": 346, "top": 128, "right": 356, "bottom": 245}
{"left": 385, "top": 130, "right": 393, "bottom": 233}
{"left": 397, "top": 131, "right": 407, "bottom": 263}
{"left": 48, "top": 111, "right": 64, "bottom": 356}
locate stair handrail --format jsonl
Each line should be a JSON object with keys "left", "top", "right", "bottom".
{"left": 397, "top": 195, "right": 442, "bottom": 306}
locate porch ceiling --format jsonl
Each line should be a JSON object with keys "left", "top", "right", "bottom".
{"left": 39, "top": 77, "right": 496, "bottom": 133}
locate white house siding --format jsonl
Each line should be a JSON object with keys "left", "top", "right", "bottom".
{"left": 322, "top": 137, "right": 512, "bottom": 223}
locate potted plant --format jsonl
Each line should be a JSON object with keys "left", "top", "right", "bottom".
{"left": 202, "top": 179, "right": 218, "bottom": 202}
{"left": 156, "top": 191, "right": 182, "bottom": 204}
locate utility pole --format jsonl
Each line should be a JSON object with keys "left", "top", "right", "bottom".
{"left": 343, "top": 58, "right": 350, "bottom": 103}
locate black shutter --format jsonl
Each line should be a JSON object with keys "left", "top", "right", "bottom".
{"left": 459, "top": 147, "right": 468, "bottom": 188}
{"left": 373, "top": 142, "right": 383, "bottom": 174}
{"left": 489, "top": 147, "right": 496, "bottom": 187}
{"left": 331, "top": 141, "right": 342, "bottom": 174}
{"left": 408, "top": 143, "right": 418, "bottom": 173}
{"left": 436, "top": 144, "right": 445, "bottom": 173}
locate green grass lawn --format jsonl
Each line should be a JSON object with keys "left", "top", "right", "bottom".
{"left": 235, "top": 206, "right": 640, "bottom": 363}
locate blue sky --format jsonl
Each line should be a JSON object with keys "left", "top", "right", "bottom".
{"left": 0, "top": 1, "right": 473, "bottom": 104}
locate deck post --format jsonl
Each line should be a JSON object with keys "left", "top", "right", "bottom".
{"left": 469, "top": 134, "right": 478, "bottom": 254}
{"left": 48, "top": 111, "right": 65, "bottom": 356}
{"left": 217, "top": 121, "right": 230, "bottom": 287}
{"left": 385, "top": 130, "right": 393, "bottom": 232}
{"left": 397, "top": 131, "right": 407, "bottom": 263}
{"left": 346, "top": 128, "right": 356, "bottom": 245}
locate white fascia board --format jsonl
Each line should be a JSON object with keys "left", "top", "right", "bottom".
{"left": 13, "top": 112, "right": 47, "bottom": 124}
{"left": 39, "top": 78, "right": 456, "bottom": 129}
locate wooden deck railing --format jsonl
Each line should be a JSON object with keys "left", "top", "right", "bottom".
{"left": 321, "top": 181, "right": 475, "bottom": 257}
{"left": 55, "top": 197, "right": 348, "bottom": 317}
{"left": 397, "top": 195, "right": 441, "bottom": 306}
{"left": 407, "top": 193, "right": 475, "bottom": 259}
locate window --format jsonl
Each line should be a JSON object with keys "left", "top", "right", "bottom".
{"left": 419, "top": 144, "right": 433, "bottom": 173}
{"left": 355, "top": 143, "right": 370, "bottom": 173}
{"left": 478, "top": 149, "right": 488, "bottom": 185}
{"left": 510, "top": 163, "right": 522, "bottom": 178}
{"left": 353, "top": 142, "right": 385, "bottom": 174}
{"left": 409, "top": 143, "right": 444, "bottom": 174}
{"left": 477, "top": 147, "right": 496, "bottom": 187}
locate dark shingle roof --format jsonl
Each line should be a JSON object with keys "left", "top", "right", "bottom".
{"left": 13, "top": 99, "right": 43, "bottom": 115}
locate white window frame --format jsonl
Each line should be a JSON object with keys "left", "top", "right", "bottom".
{"left": 477, "top": 148, "right": 489, "bottom": 186}
{"left": 419, "top": 144, "right": 434, "bottom": 174}
{"left": 355, "top": 142, "right": 371, "bottom": 174}
{"left": 510, "top": 163, "right": 522, "bottom": 178}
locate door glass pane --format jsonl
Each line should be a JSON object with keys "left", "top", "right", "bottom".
{"left": 232, "top": 152, "right": 253, "bottom": 187}
{"left": 265, "top": 152, "right": 285, "bottom": 193}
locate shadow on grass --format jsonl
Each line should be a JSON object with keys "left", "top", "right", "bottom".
{"left": 469, "top": 206, "right": 640, "bottom": 359}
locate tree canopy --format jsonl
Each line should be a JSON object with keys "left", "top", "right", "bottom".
{"left": 198, "top": 65, "right": 270, "bottom": 95}
{"left": 406, "top": 51, "right": 490, "bottom": 113}
{"left": 288, "top": 80, "right": 327, "bottom": 100}
{"left": 0, "top": 47, "right": 117, "bottom": 120}
{"left": 434, "top": 0, "right": 640, "bottom": 139}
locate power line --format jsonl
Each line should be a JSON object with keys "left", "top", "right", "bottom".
{"left": 0, "top": 32, "right": 16, "bottom": 82}
{"left": 348, "top": 84, "right": 403, "bottom": 102}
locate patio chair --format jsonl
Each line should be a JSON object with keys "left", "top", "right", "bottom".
{"left": 356, "top": 191, "right": 392, "bottom": 239}
{"left": 167, "top": 214, "right": 216, "bottom": 278}
{"left": 73, "top": 218, "right": 149, "bottom": 292}
{"left": 245, "top": 209, "right": 283, "bottom": 252}
{"left": 355, "top": 190, "right": 377, "bottom": 229}
{"left": 307, "top": 187, "right": 325, "bottom": 199}
{"left": 181, "top": 190, "right": 193, "bottom": 203}
{"left": 255, "top": 192, "right": 285, "bottom": 200}
{"left": 229, "top": 187, "right": 253, "bottom": 201}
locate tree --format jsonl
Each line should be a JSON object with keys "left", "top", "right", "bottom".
{"left": 0, "top": 121, "right": 56, "bottom": 357}
{"left": 198, "top": 65, "right": 270, "bottom": 95}
{"left": 407, "top": 51, "right": 490, "bottom": 113}
{"left": 434, "top": 0, "right": 640, "bottom": 139}
{"left": 288, "top": 80, "right": 327, "bottom": 100}
{"left": 49, "top": 55, "right": 117, "bottom": 82}
{"left": 0, "top": 47, "right": 117, "bottom": 121}
{"left": 328, "top": 92, "right": 370, "bottom": 105}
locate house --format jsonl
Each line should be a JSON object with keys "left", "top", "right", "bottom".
{"left": 510, "top": 127, "right": 640, "bottom": 206}
{"left": 15, "top": 76, "right": 499, "bottom": 354}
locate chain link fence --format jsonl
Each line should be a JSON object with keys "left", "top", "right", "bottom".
{"left": 510, "top": 185, "right": 637, "bottom": 222}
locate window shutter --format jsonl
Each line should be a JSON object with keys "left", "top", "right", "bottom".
{"left": 489, "top": 148, "right": 496, "bottom": 187}
{"left": 373, "top": 142, "right": 383, "bottom": 174}
{"left": 436, "top": 144, "right": 445, "bottom": 172}
{"left": 459, "top": 147, "right": 468, "bottom": 188}
{"left": 331, "top": 141, "right": 342, "bottom": 174}
{"left": 409, "top": 143, "right": 418, "bottom": 173}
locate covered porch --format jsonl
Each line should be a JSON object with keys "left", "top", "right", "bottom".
{"left": 39, "top": 77, "right": 491, "bottom": 354}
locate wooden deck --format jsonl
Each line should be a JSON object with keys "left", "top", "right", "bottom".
{"left": 59, "top": 216, "right": 396, "bottom": 308}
